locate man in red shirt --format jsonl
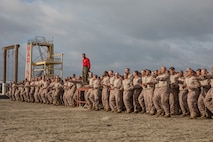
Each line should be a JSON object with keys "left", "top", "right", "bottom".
{"left": 82, "top": 53, "right": 90, "bottom": 85}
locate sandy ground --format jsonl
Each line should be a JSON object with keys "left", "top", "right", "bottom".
{"left": 0, "top": 97, "right": 213, "bottom": 142}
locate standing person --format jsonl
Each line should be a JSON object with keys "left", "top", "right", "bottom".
{"left": 89, "top": 75, "right": 101, "bottom": 111}
{"left": 40, "top": 75, "right": 48, "bottom": 104}
{"left": 67, "top": 75, "right": 77, "bottom": 107}
{"left": 63, "top": 78, "right": 69, "bottom": 106}
{"left": 47, "top": 78, "right": 56, "bottom": 104}
{"left": 138, "top": 70, "right": 147, "bottom": 113}
{"left": 143, "top": 69, "right": 155, "bottom": 115}
{"left": 109, "top": 70, "right": 116, "bottom": 112}
{"left": 204, "top": 65, "right": 213, "bottom": 116}
{"left": 52, "top": 77, "right": 63, "bottom": 105}
{"left": 82, "top": 53, "right": 91, "bottom": 85}
{"left": 184, "top": 69, "right": 200, "bottom": 119}
{"left": 11, "top": 81, "right": 17, "bottom": 101}
{"left": 197, "top": 68, "right": 210, "bottom": 118}
{"left": 29, "top": 78, "right": 35, "bottom": 102}
{"left": 169, "top": 67, "right": 180, "bottom": 115}
{"left": 14, "top": 82, "right": 19, "bottom": 101}
{"left": 153, "top": 69, "right": 163, "bottom": 116}
{"left": 34, "top": 78, "right": 39, "bottom": 103}
{"left": 122, "top": 73, "right": 133, "bottom": 113}
{"left": 124, "top": 68, "right": 134, "bottom": 109}
{"left": 19, "top": 80, "right": 25, "bottom": 102}
{"left": 132, "top": 70, "right": 142, "bottom": 113}
{"left": 37, "top": 77, "right": 44, "bottom": 103}
{"left": 112, "top": 72, "right": 123, "bottom": 113}
{"left": 24, "top": 79, "right": 31, "bottom": 102}
{"left": 178, "top": 70, "right": 189, "bottom": 116}
{"left": 6, "top": 82, "right": 13, "bottom": 100}
{"left": 44, "top": 79, "right": 51, "bottom": 104}
{"left": 84, "top": 72, "right": 94, "bottom": 109}
{"left": 155, "top": 67, "right": 170, "bottom": 117}
{"left": 101, "top": 71, "right": 110, "bottom": 111}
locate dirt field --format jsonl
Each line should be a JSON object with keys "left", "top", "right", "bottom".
{"left": 0, "top": 97, "right": 213, "bottom": 142}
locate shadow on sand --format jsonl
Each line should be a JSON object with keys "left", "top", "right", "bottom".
{"left": 0, "top": 95, "right": 9, "bottom": 99}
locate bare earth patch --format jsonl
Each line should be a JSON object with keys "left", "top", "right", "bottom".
{"left": 0, "top": 99, "right": 213, "bottom": 142}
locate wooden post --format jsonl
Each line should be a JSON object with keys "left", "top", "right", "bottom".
{"left": 2, "top": 44, "right": 19, "bottom": 95}
{"left": 14, "top": 45, "right": 19, "bottom": 83}
{"left": 2, "top": 48, "right": 7, "bottom": 95}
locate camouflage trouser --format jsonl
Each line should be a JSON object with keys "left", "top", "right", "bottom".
{"left": 82, "top": 66, "right": 89, "bottom": 85}
{"left": 114, "top": 89, "right": 123, "bottom": 111}
{"left": 67, "top": 87, "right": 76, "bottom": 107}
{"left": 29, "top": 88, "right": 35, "bottom": 102}
{"left": 123, "top": 90, "right": 133, "bottom": 111}
{"left": 102, "top": 87, "right": 110, "bottom": 110}
{"left": 187, "top": 90, "right": 199, "bottom": 117}
{"left": 133, "top": 88, "right": 142, "bottom": 112}
{"left": 204, "top": 88, "right": 213, "bottom": 113}
{"left": 153, "top": 87, "right": 170, "bottom": 115}
{"left": 169, "top": 88, "right": 180, "bottom": 115}
{"left": 138, "top": 89, "right": 146, "bottom": 112}
{"left": 145, "top": 89, "right": 155, "bottom": 114}
{"left": 198, "top": 88, "right": 208, "bottom": 116}
{"left": 89, "top": 89, "right": 100, "bottom": 109}
{"left": 53, "top": 88, "right": 63, "bottom": 105}
{"left": 85, "top": 89, "right": 93, "bottom": 108}
{"left": 179, "top": 90, "right": 188, "bottom": 114}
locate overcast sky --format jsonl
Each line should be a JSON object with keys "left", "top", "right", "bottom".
{"left": 1, "top": 0, "right": 213, "bottom": 81}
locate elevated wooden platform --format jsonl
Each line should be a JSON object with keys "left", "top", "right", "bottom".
{"left": 76, "top": 87, "right": 90, "bottom": 106}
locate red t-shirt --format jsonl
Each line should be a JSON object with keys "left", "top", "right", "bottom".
{"left": 82, "top": 57, "right": 90, "bottom": 69}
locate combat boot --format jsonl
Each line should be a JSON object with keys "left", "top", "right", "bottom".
{"left": 190, "top": 113, "right": 197, "bottom": 119}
